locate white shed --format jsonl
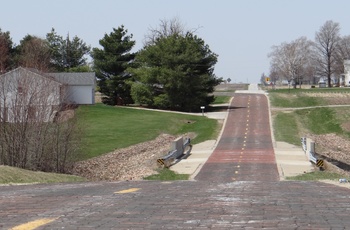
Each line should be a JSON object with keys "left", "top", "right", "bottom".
{"left": 49, "top": 72, "right": 96, "bottom": 104}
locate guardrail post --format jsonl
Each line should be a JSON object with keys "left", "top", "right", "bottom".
{"left": 157, "top": 136, "right": 192, "bottom": 168}
{"left": 302, "top": 136, "right": 322, "bottom": 167}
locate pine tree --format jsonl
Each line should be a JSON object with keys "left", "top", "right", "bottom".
{"left": 46, "top": 28, "right": 90, "bottom": 72}
{"left": 92, "top": 26, "right": 136, "bottom": 105}
{"left": 129, "top": 33, "right": 221, "bottom": 112}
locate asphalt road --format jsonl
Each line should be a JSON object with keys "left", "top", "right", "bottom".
{"left": 1, "top": 93, "right": 350, "bottom": 229}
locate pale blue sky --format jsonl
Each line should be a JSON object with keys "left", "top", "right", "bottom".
{"left": 2, "top": 0, "right": 350, "bottom": 83}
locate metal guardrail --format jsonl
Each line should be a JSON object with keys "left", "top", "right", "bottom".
{"left": 301, "top": 137, "right": 324, "bottom": 168}
{"left": 157, "top": 137, "right": 192, "bottom": 168}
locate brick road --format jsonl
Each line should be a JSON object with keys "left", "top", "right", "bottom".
{"left": 1, "top": 93, "right": 350, "bottom": 229}
{"left": 195, "top": 94, "right": 279, "bottom": 182}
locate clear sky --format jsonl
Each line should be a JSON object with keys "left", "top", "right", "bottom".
{"left": 2, "top": 0, "right": 350, "bottom": 83}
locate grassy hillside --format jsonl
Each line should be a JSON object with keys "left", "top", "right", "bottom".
{"left": 269, "top": 87, "right": 350, "bottom": 145}
{"left": 76, "top": 104, "right": 220, "bottom": 160}
{"left": 0, "top": 165, "right": 86, "bottom": 184}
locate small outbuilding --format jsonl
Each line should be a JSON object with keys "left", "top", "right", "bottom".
{"left": 0, "top": 67, "right": 95, "bottom": 122}
{"left": 49, "top": 72, "right": 96, "bottom": 105}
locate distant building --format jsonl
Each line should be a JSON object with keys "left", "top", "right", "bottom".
{"left": 342, "top": 60, "right": 350, "bottom": 86}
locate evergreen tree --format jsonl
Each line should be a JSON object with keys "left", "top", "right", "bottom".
{"left": 92, "top": 26, "right": 136, "bottom": 105}
{"left": 129, "top": 33, "right": 221, "bottom": 112}
{"left": 0, "top": 28, "right": 14, "bottom": 73}
{"left": 46, "top": 28, "right": 91, "bottom": 72}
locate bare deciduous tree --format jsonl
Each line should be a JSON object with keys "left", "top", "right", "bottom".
{"left": 269, "top": 37, "right": 314, "bottom": 88}
{"left": 0, "top": 68, "right": 81, "bottom": 172}
{"left": 19, "top": 36, "right": 51, "bottom": 72}
{"left": 314, "top": 20, "right": 341, "bottom": 87}
{"left": 144, "top": 17, "right": 200, "bottom": 46}
{"left": 333, "top": 35, "right": 350, "bottom": 78}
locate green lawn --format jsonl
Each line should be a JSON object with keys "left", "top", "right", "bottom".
{"left": 212, "top": 95, "right": 231, "bottom": 104}
{"left": 76, "top": 104, "right": 220, "bottom": 160}
{"left": 295, "top": 108, "right": 344, "bottom": 135}
{"left": 273, "top": 112, "right": 300, "bottom": 145}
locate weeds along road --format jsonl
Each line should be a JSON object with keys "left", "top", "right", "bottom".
{"left": 1, "top": 92, "right": 350, "bottom": 229}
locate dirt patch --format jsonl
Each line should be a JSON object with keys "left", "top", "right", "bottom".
{"left": 342, "top": 122, "right": 350, "bottom": 132}
{"left": 55, "top": 109, "right": 75, "bottom": 122}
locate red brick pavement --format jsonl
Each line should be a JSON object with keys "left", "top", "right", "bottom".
{"left": 195, "top": 93, "right": 279, "bottom": 182}
{"left": 1, "top": 181, "right": 350, "bottom": 229}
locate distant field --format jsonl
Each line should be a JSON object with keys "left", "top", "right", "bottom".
{"left": 268, "top": 87, "right": 350, "bottom": 108}
{"left": 215, "top": 83, "right": 249, "bottom": 92}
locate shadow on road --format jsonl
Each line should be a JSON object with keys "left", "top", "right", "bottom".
{"left": 207, "top": 105, "right": 246, "bottom": 112}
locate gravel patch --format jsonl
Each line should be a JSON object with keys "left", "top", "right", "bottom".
{"left": 71, "top": 133, "right": 176, "bottom": 181}
{"left": 311, "top": 133, "right": 350, "bottom": 166}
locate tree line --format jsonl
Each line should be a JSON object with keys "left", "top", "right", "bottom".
{"left": 0, "top": 28, "right": 90, "bottom": 73}
{"left": 0, "top": 18, "right": 222, "bottom": 112}
{"left": 268, "top": 20, "right": 350, "bottom": 88}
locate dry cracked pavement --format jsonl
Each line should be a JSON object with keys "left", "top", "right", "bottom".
{"left": 1, "top": 91, "right": 350, "bottom": 229}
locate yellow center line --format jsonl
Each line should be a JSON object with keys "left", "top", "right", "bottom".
{"left": 115, "top": 188, "right": 141, "bottom": 194}
{"left": 11, "top": 218, "right": 58, "bottom": 230}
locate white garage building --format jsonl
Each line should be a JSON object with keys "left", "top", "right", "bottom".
{"left": 50, "top": 72, "right": 96, "bottom": 105}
